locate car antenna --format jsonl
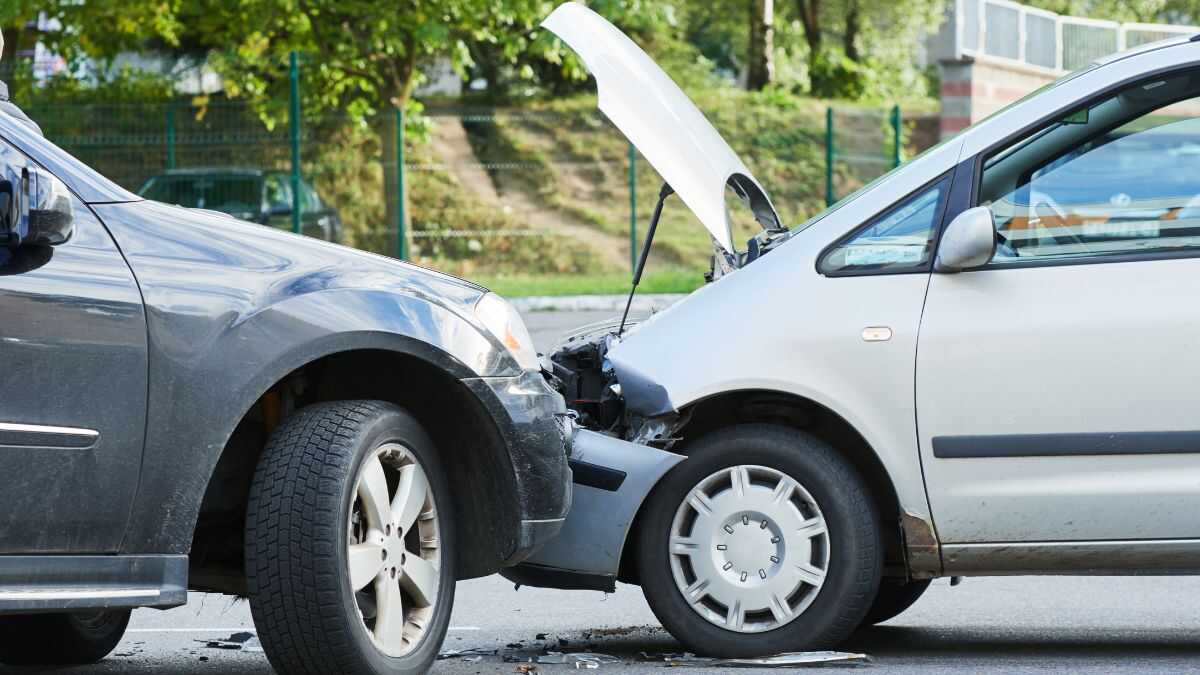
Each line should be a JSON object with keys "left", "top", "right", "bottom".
{"left": 618, "top": 182, "right": 673, "bottom": 338}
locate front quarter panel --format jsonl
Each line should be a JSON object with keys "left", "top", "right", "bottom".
{"left": 92, "top": 201, "right": 506, "bottom": 553}
{"left": 605, "top": 139, "right": 964, "bottom": 523}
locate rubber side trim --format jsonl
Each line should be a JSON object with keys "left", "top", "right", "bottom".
{"left": 932, "top": 431, "right": 1200, "bottom": 458}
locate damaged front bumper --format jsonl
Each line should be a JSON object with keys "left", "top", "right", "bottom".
{"left": 464, "top": 369, "right": 575, "bottom": 565}
{"left": 501, "top": 429, "right": 683, "bottom": 592}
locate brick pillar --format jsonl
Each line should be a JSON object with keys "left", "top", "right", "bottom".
{"left": 938, "top": 59, "right": 1058, "bottom": 139}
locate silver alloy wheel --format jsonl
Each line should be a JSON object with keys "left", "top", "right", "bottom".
{"left": 347, "top": 442, "right": 441, "bottom": 657}
{"left": 668, "top": 464, "right": 830, "bottom": 633}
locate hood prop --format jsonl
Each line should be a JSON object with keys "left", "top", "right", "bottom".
{"left": 618, "top": 182, "right": 673, "bottom": 338}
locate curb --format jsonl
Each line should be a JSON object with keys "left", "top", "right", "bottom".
{"left": 510, "top": 293, "right": 687, "bottom": 313}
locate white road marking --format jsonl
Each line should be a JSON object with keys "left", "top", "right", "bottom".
{"left": 127, "top": 626, "right": 481, "bottom": 633}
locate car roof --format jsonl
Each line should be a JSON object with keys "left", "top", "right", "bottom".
{"left": 152, "top": 168, "right": 278, "bottom": 178}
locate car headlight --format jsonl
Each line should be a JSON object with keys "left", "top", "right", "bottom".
{"left": 474, "top": 292, "right": 540, "bottom": 371}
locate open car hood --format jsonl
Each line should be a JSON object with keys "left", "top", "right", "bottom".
{"left": 542, "top": 3, "right": 782, "bottom": 255}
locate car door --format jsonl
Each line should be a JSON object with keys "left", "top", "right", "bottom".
{"left": 0, "top": 136, "right": 148, "bottom": 553}
{"left": 917, "top": 69, "right": 1200, "bottom": 545}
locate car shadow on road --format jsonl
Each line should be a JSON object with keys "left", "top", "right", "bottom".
{"left": 844, "top": 624, "right": 1200, "bottom": 663}
{"left": 462, "top": 623, "right": 1200, "bottom": 671}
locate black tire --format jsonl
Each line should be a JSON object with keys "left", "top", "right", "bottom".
{"left": 863, "top": 578, "right": 931, "bottom": 625}
{"left": 246, "top": 400, "right": 455, "bottom": 675}
{"left": 635, "top": 424, "right": 882, "bottom": 658}
{"left": 0, "top": 609, "right": 130, "bottom": 665}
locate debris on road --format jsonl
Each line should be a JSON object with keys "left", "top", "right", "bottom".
{"left": 650, "top": 651, "right": 869, "bottom": 667}
{"left": 537, "top": 651, "right": 621, "bottom": 667}
{"left": 436, "top": 630, "right": 861, "bottom": 670}
{"left": 440, "top": 641, "right": 621, "bottom": 669}
{"left": 197, "top": 631, "right": 264, "bottom": 653}
{"left": 437, "top": 646, "right": 494, "bottom": 660}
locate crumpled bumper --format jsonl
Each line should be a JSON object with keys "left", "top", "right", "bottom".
{"left": 462, "top": 369, "right": 574, "bottom": 565}
{"left": 501, "top": 429, "right": 684, "bottom": 592}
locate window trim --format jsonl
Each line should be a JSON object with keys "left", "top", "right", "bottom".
{"left": 816, "top": 171, "right": 954, "bottom": 278}
{"left": 961, "top": 64, "right": 1200, "bottom": 271}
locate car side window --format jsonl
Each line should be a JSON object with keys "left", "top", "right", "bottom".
{"left": 819, "top": 178, "right": 949, "bottom": 275}
{"left": 979, "top": 70, "right": 1200, "bottom": 263}
{"left": 264, "top": 174, "right": 291, "bottom": 212}
{"left": 300, "top": 181, "right": 321, "bottom": 213}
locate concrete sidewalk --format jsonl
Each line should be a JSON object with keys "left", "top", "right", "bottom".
{"left": 509, "top": 293, "right": 685, "bottom": 313}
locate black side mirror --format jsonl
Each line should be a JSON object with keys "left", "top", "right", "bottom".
{"left": 0, "top": 166, "right": 74, "bottom": 247}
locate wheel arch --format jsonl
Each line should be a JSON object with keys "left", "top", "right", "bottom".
{"left": 187, "top": 342, "right": 522, "bottom": 595}
{"left": 618, "top": 388, "right": 917, "bottom": 585}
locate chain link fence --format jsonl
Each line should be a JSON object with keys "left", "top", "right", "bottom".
{"left": 10, "top": 56, "right": 929, "bottom": 289}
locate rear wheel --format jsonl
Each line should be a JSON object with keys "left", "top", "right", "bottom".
{"left": 246, "top": 400, "right": 454, "bottom": 675}
{"left": 863, "top": 578, "right": 931, "bottom": 625}
{"left": 0, "top": 609, "right": 130, "bottom": 665}
{"left": 635, "top": 424, "right": 881, "bottom": 657}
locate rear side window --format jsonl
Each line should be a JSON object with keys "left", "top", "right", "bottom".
{"left": 300, "top": 181, "right": 321, "bottom": 213}
{"left": 819, "top": 178, "right": 949, "bottom": 275}
{"left": 264, "top": 174, "right": 291, "bottom": 210}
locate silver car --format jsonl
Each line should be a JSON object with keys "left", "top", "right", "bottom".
{"left": 508, "top": 3, "right": 1200, "bottom": 658}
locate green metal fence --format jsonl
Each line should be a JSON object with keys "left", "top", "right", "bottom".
{"left": 825, "top": 104, "right": 905, "bottom": 207}
{"left": 12, "top": 53, "right": 923, "bottom": 286}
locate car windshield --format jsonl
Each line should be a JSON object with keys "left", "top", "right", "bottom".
{"left": 140, "top": 175, "right": 261, "bottom": 214}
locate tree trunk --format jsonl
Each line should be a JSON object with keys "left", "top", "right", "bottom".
{"left": 747, "top": 0, "right": 775, "bottom": 91}
{"left": 843, "top": 0, "right": 861, "bottom": 62}
{"left": 795, "top": 0, "right": 821, "bottom": 55}
{"left": 794, "top": 0, "right": 824, "bottom": 92}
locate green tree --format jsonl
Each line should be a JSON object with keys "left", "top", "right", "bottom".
{"left": 787, "top": 0, "right": 944, "bottom": 100}
{"left": 1025, "top": 0, "right": 1200, "bottom": 23}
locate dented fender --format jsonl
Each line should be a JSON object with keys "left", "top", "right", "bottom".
{"left": 501, "top": 429, "right": 683, "bottom": 592}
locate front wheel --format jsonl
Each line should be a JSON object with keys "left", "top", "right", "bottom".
{"left": 246, "top": 401, "right": 455, "bottom": 675}
{"left": 635, "top": 424, "right": 881, "bottom": 657}
{"left": 0, "top": 610, "right": 130, "bottom": 665}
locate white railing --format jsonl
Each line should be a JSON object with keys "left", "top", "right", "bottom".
{"left": 954, "top": 0, "right": 1197, "bottom": 73}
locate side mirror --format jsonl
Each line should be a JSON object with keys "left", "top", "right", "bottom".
{"left": 0, "top": 166, "right": 73, "bottom": 247}
{"left": 266, "top": 202, "right": 292, "bottom": 217}
{"left": 934, "top": 206, "right": 996, "bottom": 273}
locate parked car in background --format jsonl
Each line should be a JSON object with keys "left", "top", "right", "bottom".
{"left": 138, "top": 168, "right": 343, "bottom": 242}
{"left": 511, "top": 3, "right": 1200, "bottom": 660}
{"left": 0, "top": 97, "right": 571, "bottom": 675}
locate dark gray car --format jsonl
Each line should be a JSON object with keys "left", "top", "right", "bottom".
{"left": 138, "top": 168, "right": 344, "bottom": 242}
{"left": 0, "top": 104, "right": 571, "bottom": 675}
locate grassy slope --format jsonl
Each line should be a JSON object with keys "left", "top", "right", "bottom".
{"left": 422, "top": 89, "right": 936, "bottom": 295}
{"left": 474, "top": 269, "right": 703, "bottom": 297}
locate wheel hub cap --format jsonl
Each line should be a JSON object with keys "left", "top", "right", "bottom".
{"left": 717, "top": 512, "right": 784, "bottom": 584}
{"left": 669, "top": 465, "right": 829, "bottom": 633}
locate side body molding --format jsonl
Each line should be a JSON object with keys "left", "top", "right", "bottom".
{"left": 502, "top": 429, "right": 683, "bottom": 592}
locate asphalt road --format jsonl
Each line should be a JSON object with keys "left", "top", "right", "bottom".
{"left": 5, "top": 309, "right": 1200, "bottom": 674}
